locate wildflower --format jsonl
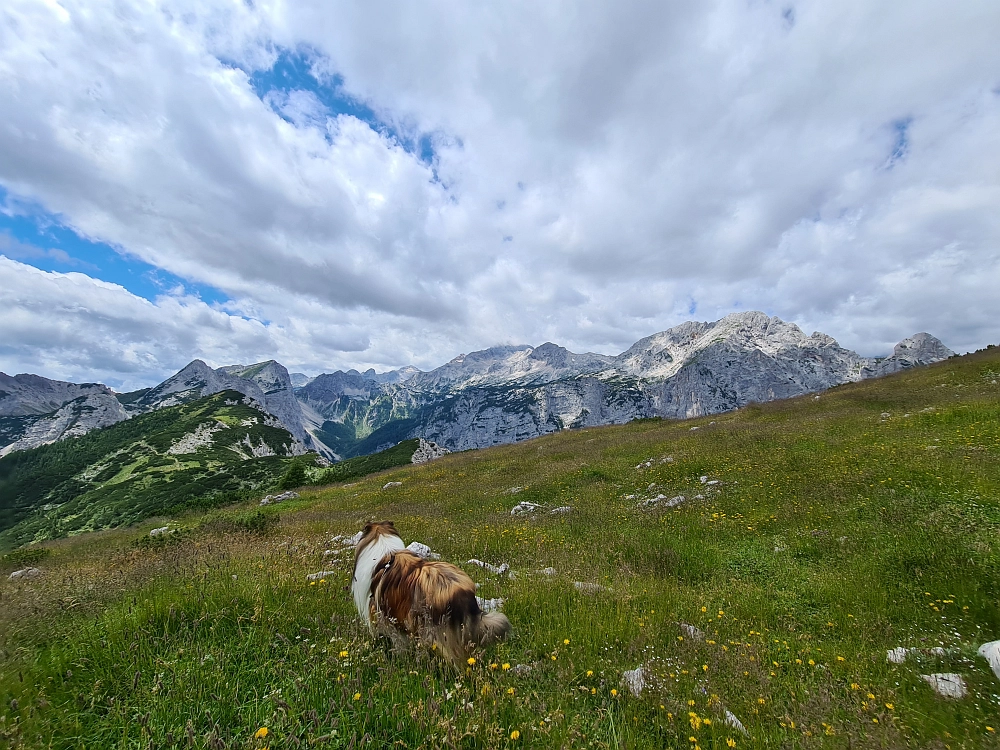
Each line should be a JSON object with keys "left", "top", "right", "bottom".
{"left": 591, "top": 688, "right": 596, "bottom": 695}
{"left": 339, "top": 650, "right": 348, "bottom": 658}
{"left": 611, "top": 689, "right": 618, "bottom": 697}
{"left": 701, "top": 606, "right": 707, "bottom": 612}
{"left": 867, "top": 693, "right": 875, "bottom": 700}
{"left": 510, "top": 730, "right": 520, "bottom": 740}
{"left": 727, "top": 739, "right": 736, "bottom": 748}
{"left": 353, "top": 692, "right": 361, "bottom": 701}
{"left": 688, "top": 700, "right": 695, "bottom": 706}
{"left": 254, "top": 727, "right": 269, "bottom": 739}
{"left": 885, "top": 703, "right": 894, "bottom": 710}
{"left": 795, "top": 659, "right": 802, "bottom": 664}
{"left": 490, "top": 662, "right": 498, "bottom": 670}
{"left": 757, "top": 698, "right": 765, "bottom": 704}
{"left": 564, "top": 639, "right": 570, "bottom": 645}
{"left": 586, "top": 670, "right": 593, "bottom": 677}
{"left": 309, "top": 581, "right": 317, "bottom": 586}
{"left": 987, "top": 726, "right": 995, "bottom": 732}
{"left": 850, "top": 683, "right": 860, "bottom": 690}
{"left": 837, "top": 656, "right": 845, "bottom": 662}
{"left": 808, "top": 659, "right": 815, "bottom": 666}
{"left": 502, "top": 663, "right": 511, "bottom": 671}
{"left": 467, "top": 657, "right": 476, "bottom": 666}
{"left": 507, "top": 687, "right": 515, "bottom": 695}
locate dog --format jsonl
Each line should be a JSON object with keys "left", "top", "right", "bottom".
{"left": 352, "top": 521, "right": 511, "bottom": 665}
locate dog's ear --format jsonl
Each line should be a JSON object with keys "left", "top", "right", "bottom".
{"left": 386, "top": 520, "right": 396, "bottom": 530}
{"left": 363, "top": 522, "right": 374, "bottom": 535}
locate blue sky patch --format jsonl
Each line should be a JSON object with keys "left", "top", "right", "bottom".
{"left": 245, "top": 48, "right": 437, "bottom": 166}
{"left": 0, "top": 187, "right": 229, "bottom": 305}
{"left": 886, "top": 117, "right": 912, "bottom": 168}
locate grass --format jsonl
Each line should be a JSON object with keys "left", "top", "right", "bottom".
{"left": 2, "top": 349, "right": 1000, "bottom": 748}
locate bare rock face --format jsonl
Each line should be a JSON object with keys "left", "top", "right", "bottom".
{"left": 862, "top": 333, "right": 955, "bottom": 378}
{"left": 410, "top": 438, "right": 449, "bottom": 464}
{"left": 0, "top": 391, "right": 128, "bottom": 457}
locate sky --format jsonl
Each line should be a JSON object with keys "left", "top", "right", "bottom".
{"left": 1, "top": 1, "right": 998, "bottom": 390}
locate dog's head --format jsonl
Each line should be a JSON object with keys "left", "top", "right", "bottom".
{"left": 362, "top": 520, "right": 398, "bottom": 539}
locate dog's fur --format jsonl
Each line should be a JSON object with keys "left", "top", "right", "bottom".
{"left": 352, "top": 521, "right": 511, "bottom": 665}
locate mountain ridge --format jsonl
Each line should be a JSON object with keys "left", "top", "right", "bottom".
{"left": 0, "top": 312, "right": 956, "bottom": 459}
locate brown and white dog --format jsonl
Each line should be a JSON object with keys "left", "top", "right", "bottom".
{"left": 352, "top": 521, "right": 511, "bottom": 665}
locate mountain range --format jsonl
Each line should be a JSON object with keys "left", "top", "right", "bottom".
{"left": 0, "top": 311, "right": 955, "bottom": 461}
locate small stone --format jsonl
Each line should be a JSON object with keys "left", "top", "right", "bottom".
{"left": 8, "top": 567, "right": 42, "bottom": 581}
{"left": 306, "top": 570, "right": 337, "bottom": 581}
{"left": 920, "top": 673, "right": 967, "bottom": 698}
{"left": 679, "top": 622, "right": 704, "bottom": 641}
{"left": 467, "top": 559, "right": 510, "bottom": 575}
{"left": 406, "top": 541, "right": 441, "bottom": 560}
{"left": 621, "top": 667, "right": 646, "bottom": 697}
{"left": 689, "top": 426, "right": 700, "bottom": 431}
{"left": 511, "top": 501, "right": 541, "bottom": 516}
{"left": 887, "top": 647, "right": 909, "bottom": 664}
{"left": 573, "top": 581, "right": 605, "bottom": 594}
{"left": 699, "top": 476, "right": 708, "bottom": 484}
{"left": 149, "top": 526, "right": 171, "bottom": 537}
{"left": 476, "top": 597, "right": 505, "bottom": 613}
{"left": 724, "top": 709, "right": 748, "bottom": 735}
{"left": 382, "top": 481, "right": 402, "bottom": 489}
{"left": 550, "top": 506, "right": 572, "bottom": 514}
{"left": 978, "top": 640, "right": 1000, "bottom": 680}
{"left": 540, "top": 567, "right": 557, "bottom": 576}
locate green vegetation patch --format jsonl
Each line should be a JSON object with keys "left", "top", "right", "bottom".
{"left": 1, "top": 350, "right": 1000, "bottom": 748}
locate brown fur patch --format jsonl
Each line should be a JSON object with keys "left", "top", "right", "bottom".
{"left": 357, "top": 524, "right": 511, "bottom": 665}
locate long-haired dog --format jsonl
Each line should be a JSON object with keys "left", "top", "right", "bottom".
{"left": 352, "top": 521, "right": 511, "bottom": 665}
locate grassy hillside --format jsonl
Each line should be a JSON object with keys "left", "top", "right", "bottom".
{"left": 0, "top": 390, "right": 305, "bottom": 550}
{"left": 1, "top": 349, "right": 999, "bottom": 748}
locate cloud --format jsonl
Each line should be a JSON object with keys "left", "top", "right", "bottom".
{"left": 0, "top": 0, "right": 998, "bottom": 385}
{"left": 0, "top": 231, "right": 91, "bottom": 268}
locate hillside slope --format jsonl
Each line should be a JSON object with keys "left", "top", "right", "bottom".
{"left": 0, "top": 390, "right": 306, "bottom": 550}
{"left": 1, "top": 347, "right": 997, "bottom": 748}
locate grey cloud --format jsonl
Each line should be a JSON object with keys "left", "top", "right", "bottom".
{"left": 0, "top": 0, "right": 998, "bottom": 383}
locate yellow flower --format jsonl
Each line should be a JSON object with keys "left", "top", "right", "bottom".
{"left": 353, "top": 692, "right": 361, "bottom": 701}
{"left": 254, "top": 727, "right": 269, "bottom": 739}
{"left": 564, "top": 639, "right": 570, "bottom": 645}
{"left": 611, "top": 689, "right": 618, "bottom": 697}
{"left": 591, "top": 688, "right": 596, "bottom": 695}
{"left": 987, "top": 726, "right": 995, "bottom": 732}
{"left": 338, "top": 650, "right": 348, "bottom": 658}
{"left": 727, "top": 739, "right": 736, "bottom": 748}
{"left": 502, "top": 663, "right": 511, "bottom": 671}
{"left": 688, "top": 699, "right": 695, "bottom": 706}
{"left": 586, "top": 670, "right": 593, "bottom": 677}
{"left": 885, "top": 703, "right": 894, "bottom": 710}
{"left": 850, "top": 683, "right": 860, "bottom": 690}
{"left": 309, "top": 581, "right": 317, "bottom": 586}
{"left": 510, "top": 730, "right": 520, "bottom": 740}
{"left": 808, "top": 659, "right": 815, "bottom": 666}
{"left": 837, "top": 656, "right": 845, "bottom": 661}
{"left": 702, "top": 664, "right": 708, "bottom": 672}
{"left": 701, "top": 606, "right": 707, "bottom": 612}
{"left": 467, "top": 657, "right": 476, "bottom": 666}
{"left": 507, "top": 687, "right": 515, "bottom": 695}
{"left": 490, "top": 662, "right": 498, "bottom": 670}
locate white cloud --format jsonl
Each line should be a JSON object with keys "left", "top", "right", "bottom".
{"left": 0, "top": 0, "right": 998, "bottom": 385}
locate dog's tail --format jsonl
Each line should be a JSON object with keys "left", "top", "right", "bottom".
{"left": 475, "top": 611, "right": 512, "bottom": 647}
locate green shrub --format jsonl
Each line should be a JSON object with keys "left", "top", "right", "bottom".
{"left": 1, "top": 546, "right": 50, "bottom": 567}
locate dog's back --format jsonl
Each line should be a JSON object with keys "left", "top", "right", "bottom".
{"left": 370, "top": 550, "right": 512, "bottom": 664}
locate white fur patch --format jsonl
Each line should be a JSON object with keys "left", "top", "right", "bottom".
{"left": 352, "top": 533, "right": 405, "bottom": 628}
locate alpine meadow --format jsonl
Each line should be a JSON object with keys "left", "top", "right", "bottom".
{"left": 2, "top": 346, "right": 999, "bottom": 749}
